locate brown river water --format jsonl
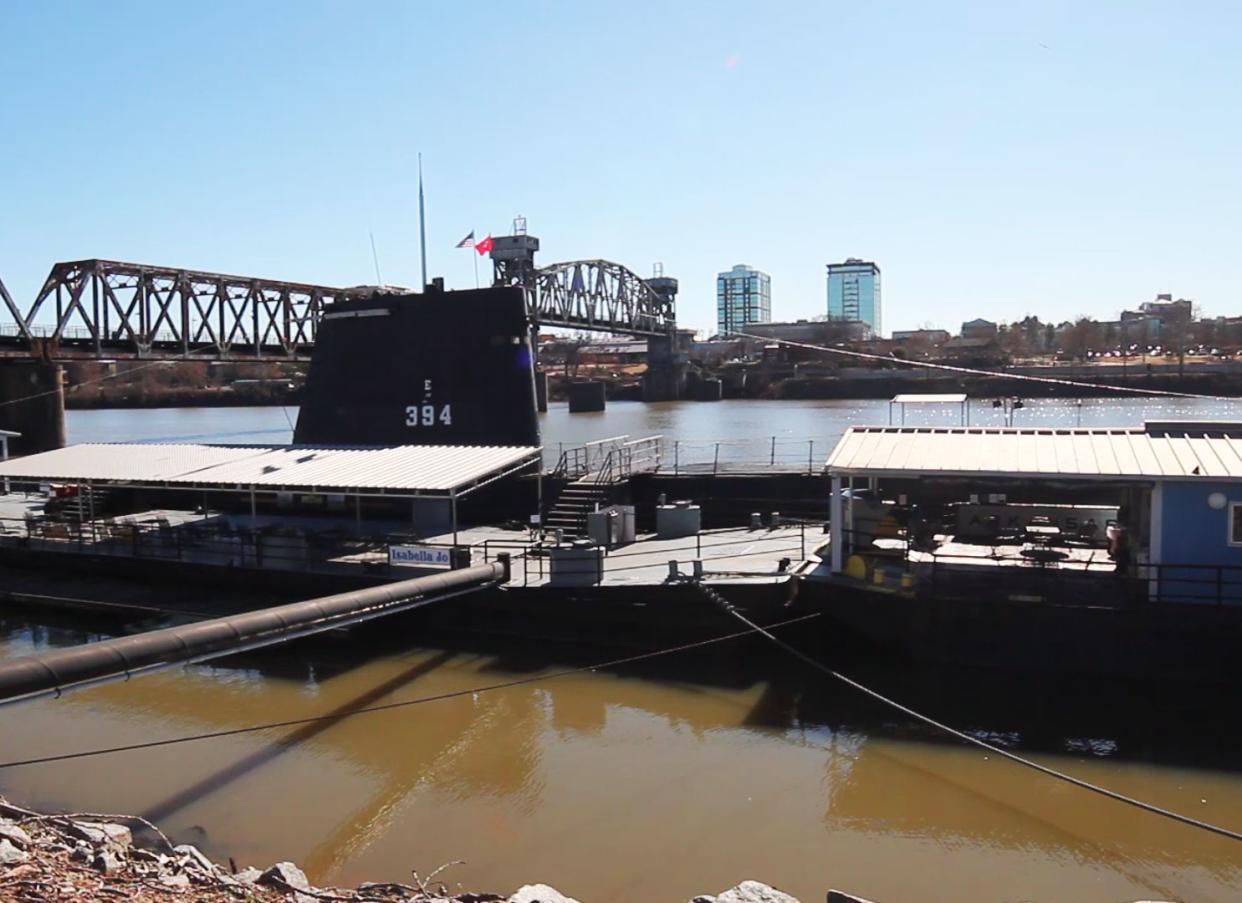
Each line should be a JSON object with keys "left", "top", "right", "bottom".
{"left": 0, "top": 400, "right": 1240, "bottom": 901}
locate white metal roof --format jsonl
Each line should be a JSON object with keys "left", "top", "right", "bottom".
{"left": 0, "top": 443, "right": 542, "bottom": 495}
{"left": 890, "top": 393, "right": 968, "bottom": 404}
{"left": 826, "top": 425, "right": 1242, "bottom": 481}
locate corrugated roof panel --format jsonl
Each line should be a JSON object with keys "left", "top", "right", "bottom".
{"left": 1186, "top": 435, "right": 1230, "bottom": 478}
{"left": 1069, "top": 432, "right": 1100, "bottom": 475}
{"left": 1100, "top": 432, "right": 1132, "bottom": 476}
{"left": 1124, "top": 433, "right": 1154, "bottom": 477}
{"left": 0, "top": 443, "right": 541, "bottom": 494}
{"left": 1219, "top": 436, "right": 1242, "bottom": 473}
{"left": 824, "top": 425, "right": 1242, "bottom": 481}
{"left": 1147, "top": 435, "right": 1186, "bottom": 477}
{"left": 0, "top": 444, "right": 266, "bottom": 483}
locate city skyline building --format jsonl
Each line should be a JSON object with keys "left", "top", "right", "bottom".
{"left": 716, "top": 264, "right": 771, "bottom": 336}
{"left": 827, "top": 258, "right": 882, "bottom": 336}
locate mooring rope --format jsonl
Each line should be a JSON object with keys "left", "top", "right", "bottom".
{"left": 688, "top": 579, "right": 1242, "bottom": 844}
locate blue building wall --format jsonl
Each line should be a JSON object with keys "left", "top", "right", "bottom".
{"left": 1159, "top": 480, "right": 1242, "bottom": 566}
{"left": 1158, "top": 479, "right": 1242, "bottom": 604}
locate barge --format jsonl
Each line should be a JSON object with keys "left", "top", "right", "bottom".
{"left": 803, "top": 421, "right": 1242, "bottom": 680}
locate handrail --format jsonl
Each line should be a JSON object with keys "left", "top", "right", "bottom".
{"left": 835, "top": 526, "right": 1242, "bottom": 608}
{"left": 0, "top": 511, "right": 475, "bottom": 577}
{"left": 662, "top": 436, "right": 828, "bottom": 475}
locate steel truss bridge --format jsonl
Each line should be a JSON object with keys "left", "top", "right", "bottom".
{"left": 0, "top": 257, "right": 676, "bottom": 361}
{"left": 528, "top": 260, "right": 675, "bottom": 337}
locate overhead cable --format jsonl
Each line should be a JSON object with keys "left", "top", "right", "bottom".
{"left": 735, "top": 331, "right": 1234, "bottom": 403}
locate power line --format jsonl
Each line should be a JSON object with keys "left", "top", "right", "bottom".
{"left": 737, "top": 331, "right": 1235, "bottom": 402}
{"left": 692, "top": 581, "right": 1242, "bottom": 845}
{"left": 0, "top": 613, "right": 820, "bottom": 770}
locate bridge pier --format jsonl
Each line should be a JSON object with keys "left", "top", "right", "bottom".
{"left": 0, "top": 360, "right": 65, "bottom": 455}
{"left": 534, "top": 368, "right": 548, "bottom": 413}
{"left": 568, "top": 380, "right": 606, "bottom": 413}
{"left": 643, "top": 332, "right": 689, "bottom": 402}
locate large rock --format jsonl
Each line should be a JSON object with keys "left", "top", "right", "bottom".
{"left": 174, "top": 843, "right": 215, "bottom": 872}
{"left": 508, "top": 884, "right": 582, "bottom": 903}
{"left": 67, "top": 822, "right": 109, "bottom": 845}
{"left": 0, "top": 838, "right": 29, "bottom": 866}
{"left": 260, "top": 861, "right": 310, "bottom": 891}
{"left": 233, "top": 866, "right": 264, "bottom": 885}
{"left": 66, "top": 820, "right": 130, "bottom": 848}
{"left": 0, "top": 820, "right": 31, "bottom": 848}
{"left": 93, "top": 848, "right": 124, "bottom": 873}
{"left": 260, "top": 861, "right": 317, "bottom": 903}
{"left": 706, "top": 881, "right": 801, "bottom": 903}
{"left": 100, "top": 823, "right": 133, "bottom": 848}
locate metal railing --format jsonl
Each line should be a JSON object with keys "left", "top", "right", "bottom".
{"left": 0, "top": 511, "right": 474, "bottom": 578}
{"left": 833, "top": 526, "right": 1242, "bottom": 609}
{"left": 551, "top": 435, "right": 630, "bottom": 480}
{"left": 481, "top": 518, "right": 816, "bottom": 587}
{"left": 665, "top": 437, "right": 827, "bottom": 476}
{"left": 550, "top": 435, "right": 829, "bottom": 478}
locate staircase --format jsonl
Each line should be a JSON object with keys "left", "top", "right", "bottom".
{"left": 543, "top": 435, "right": 662, "bottom": 539}
{"left": 55, "top": 486, "right": 112, "bottom": 522}
{"left": 543, "top": 480, "right": 613, "bottom": 538}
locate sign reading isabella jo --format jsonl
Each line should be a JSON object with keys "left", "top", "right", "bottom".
{"left": 389, "top": 545, "right": 452, "bottom": 567}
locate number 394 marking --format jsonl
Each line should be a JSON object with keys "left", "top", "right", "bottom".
{"left": 406, "top": 404, "right": 452, "bottom": 427}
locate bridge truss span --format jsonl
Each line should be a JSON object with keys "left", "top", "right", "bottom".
{"left": 532, "top": 259, "right": 676, "bottom": 337}
{"left": 9, "top": 259, "right": 356, "bottom": 360}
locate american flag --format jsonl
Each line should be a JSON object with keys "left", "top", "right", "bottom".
{"left": 455, "top": 230, "right": 475, "bottom": 249}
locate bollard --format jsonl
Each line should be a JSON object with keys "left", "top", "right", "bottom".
{"left": 667, "top": 560, "right": 679, "bottom": 581}
{"left": 693, "top": 559, "right": 704, "bottom": 579}
{"left": 750, "top": 512, "right": 762, "bottom": 531}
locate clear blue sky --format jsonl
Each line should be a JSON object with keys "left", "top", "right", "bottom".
{"left": 3, "top": 1, "right": 1240, "bottom": 336}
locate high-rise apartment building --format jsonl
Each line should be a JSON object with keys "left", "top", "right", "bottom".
{"left": 826, "top": 258, "right": 881, "bottom": 336}
{"left": 716, "top": 264, "right": 771, "bottom": 336}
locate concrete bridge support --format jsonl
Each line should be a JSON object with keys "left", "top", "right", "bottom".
{"left": 534, "top": 369, "right": 548, "bottom": 412}
{"left": 643, "top": 332, "right": 689, "bottom": 402}
{"left": 0, "top": 360, "right": 65, "bottom": 455}
{"left": 568, "top": 380, "right": 606, "bottom": 413}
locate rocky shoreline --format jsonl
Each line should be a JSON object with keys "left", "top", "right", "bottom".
{"left": 0, "top": 796, "right": 833, "bottom": 903}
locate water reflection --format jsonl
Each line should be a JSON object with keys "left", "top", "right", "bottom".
{"left": 2, "top": 614, "right": 1242, "bottom": 900}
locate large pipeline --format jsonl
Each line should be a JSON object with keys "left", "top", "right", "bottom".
{"left": 0, "top": 561, "right": 507, "bottom": 706}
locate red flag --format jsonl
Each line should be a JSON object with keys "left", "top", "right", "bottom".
{"left": 475, "top": 235, "right": 494, "bottom": 255}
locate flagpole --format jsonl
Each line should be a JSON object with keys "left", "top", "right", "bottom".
{"left": 369, "top": 231, "right": 383, "bottom": 284}
{"left": 418, "top": 153, "right": 428, "bottom": 290}
{"left": 472, "top": 228, "right": 480, "bottom": 289}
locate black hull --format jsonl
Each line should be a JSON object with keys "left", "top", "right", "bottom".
{"left": 801, "top": 578, "right": 1242, "bottom": 683}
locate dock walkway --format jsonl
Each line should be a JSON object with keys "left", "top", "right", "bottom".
{"left": 451, "top": 524, "right": 812, "bottom": 588}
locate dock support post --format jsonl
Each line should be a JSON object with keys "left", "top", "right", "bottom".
{"left": 830, "top": 474, "right": 843, "bottom": 573}
{"left": 451, "top": 491, "right": 458, "bottom": 545}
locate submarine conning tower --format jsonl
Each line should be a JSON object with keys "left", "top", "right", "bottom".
{"left": 293, "top": 284, "right": 541, "bottom": 448}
